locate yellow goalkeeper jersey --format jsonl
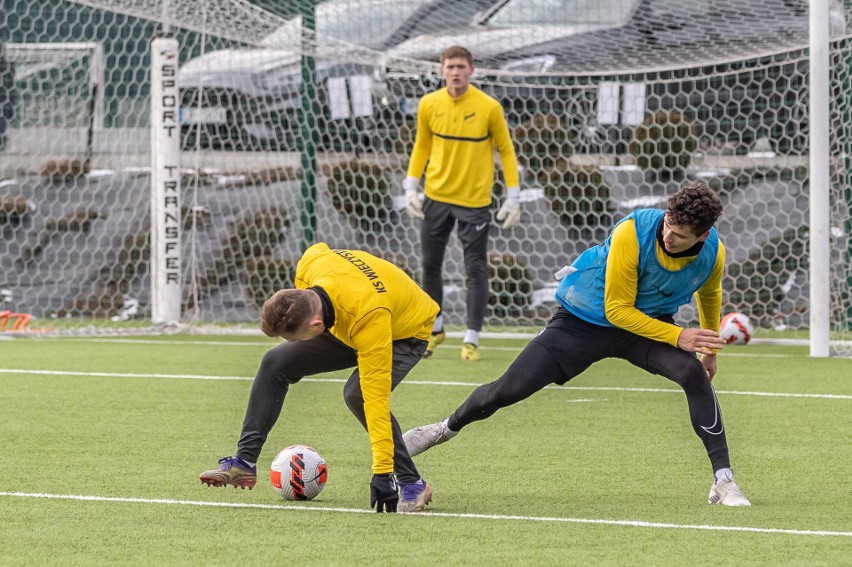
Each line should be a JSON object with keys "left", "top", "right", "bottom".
{"left": 295, "top": 243, "right": 439, "bottom": 474}
{"left": 406, "top": 85, "right": 520, "bottom": 208}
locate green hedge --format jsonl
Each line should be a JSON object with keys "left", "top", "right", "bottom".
{"left": 538, "top": 160, "right": 612, "bottom": 229}
{"left": 628, "top": 111, "right": 697, "bottom": 179}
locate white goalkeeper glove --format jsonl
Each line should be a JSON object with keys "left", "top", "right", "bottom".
{"left": 403, "top": 176, "right": 424, "bottom": 219}
{"left": 496, "top": 186, "right": 521, "bottom": 229}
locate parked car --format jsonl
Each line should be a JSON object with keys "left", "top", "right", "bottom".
{"left": 178, "top": 0, "right": 495, "bottom": 151}
{"left": 380, "top": 0, "right": 847, "bottom": 154}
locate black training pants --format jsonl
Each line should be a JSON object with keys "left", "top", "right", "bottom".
{"left": 236, "top": 333, "right": 427, "bottom": 484}
{"left": 448, "top": 308, "right": 732, "bottom": 472}
{"left": 420, "top": 198, "right": 491, "bottom": 332}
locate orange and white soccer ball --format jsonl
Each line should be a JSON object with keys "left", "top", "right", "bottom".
{"left": 270, "top": 445, "right": 328, "bottom": 501}
{"left": 719, "top": 312, "right": 754, "bottom": 345}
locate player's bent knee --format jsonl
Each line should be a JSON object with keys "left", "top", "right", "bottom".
{"left": 342, "top": 381, "right": 362, "bottom": 412}
{"left": 257, "top": 348, "right": 302, "bottom": 385}
{"left": 678, "top": 361, "right": 710, "bottom": 390}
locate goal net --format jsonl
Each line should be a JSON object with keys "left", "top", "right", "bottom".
{"left": 1, "top": 0, "right": 851, "bottom": 356}
{"left": 3, "top": 42, "right": 104, "bottom": 166}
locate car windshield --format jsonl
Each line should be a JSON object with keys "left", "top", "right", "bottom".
{"left": 483, "top": 0, "right": 637, "bottom": 26}
{"left": 260, "top": 0, "right": 428, "bottom": 50}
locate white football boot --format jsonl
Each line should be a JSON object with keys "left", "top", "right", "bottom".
{"left": 403, "top": 417, "right": 458, "bottom": 457}
{"left": 708, "top": 472, "right": 751, "bottom": 506}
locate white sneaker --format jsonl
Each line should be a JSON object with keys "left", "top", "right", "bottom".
{"left": 403, "top": 417, "right": 458, "bottom": 457}
{"left": 708, "top": 475, "right": 751, "bottom": 506}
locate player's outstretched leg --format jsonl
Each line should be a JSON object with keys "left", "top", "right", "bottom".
{"left": 199, "top": 456, "right": 257, "bottom": 489}
{"left": 708, "top": 470, "right": 751, "bottom": 506}
{"left": 403, "top": 417, "right": 458, "bottom": 457}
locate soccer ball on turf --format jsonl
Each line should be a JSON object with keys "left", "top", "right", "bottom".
{"left": 719, "top": 312, "right": 754, "bottom": 345}
{"left": 269, "top": 445, "right": 328, "bottom": 501}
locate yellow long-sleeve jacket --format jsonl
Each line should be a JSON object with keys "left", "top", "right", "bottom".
{"left": 406, "top": 85, "right": 520, "bottom": 207}
{"left": 295, "top": 243, "right": 439, "bottom": 474}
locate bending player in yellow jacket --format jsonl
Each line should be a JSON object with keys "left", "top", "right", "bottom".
{"left": 200, "top": 243, "right": 439, "bottom": 513}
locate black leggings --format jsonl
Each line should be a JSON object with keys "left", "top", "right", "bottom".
{"left": 449, "top": 308, "right": 731, "bottom": 473}
{"left": 236, "top": 333, "right": 427, "bottom": 484}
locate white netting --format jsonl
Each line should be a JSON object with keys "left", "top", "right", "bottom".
{"left": 4, "top": 42, "right": 103, "bottom": 167}
{"left": 66, "top": 0, "right": 285, "bottom": 44}
{"left": 0, "top": 0, "right": 850, "bottom": 355}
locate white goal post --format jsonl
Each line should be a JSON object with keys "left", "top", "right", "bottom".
{"left": 150, "top": 35, "right": 181, "bottom": 324}
{"left": 810, "top": 0, "right": 831, "bottom": 357}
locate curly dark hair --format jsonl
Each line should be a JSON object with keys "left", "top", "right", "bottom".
{"left": 260, "top": 289, "right": 315, "bottom": 337}
{"left": 666, "top": 180, "right": 722, "bottom": 235}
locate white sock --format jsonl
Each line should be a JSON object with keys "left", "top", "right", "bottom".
{"left": 432, "top": 315, "right": 444, "bottom": 334}
{"left": 715, "top": 468, "right": 733, "bottom": 482}
{"left": 463, "top": 329, "right": 480, "bottom": 345}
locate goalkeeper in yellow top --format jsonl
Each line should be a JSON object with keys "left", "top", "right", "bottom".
{"left": 404, "top": 181, "right": 752, "bottom": 507}
{"left": 404, "top": 45, "right": 520, "bottom": 362}
{"left": 200, "top": 243, "right": 439, "bottom": 513}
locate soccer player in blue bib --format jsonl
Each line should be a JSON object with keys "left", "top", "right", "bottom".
{"left": 404, "top": 180, "right": 751, "bottom": 506}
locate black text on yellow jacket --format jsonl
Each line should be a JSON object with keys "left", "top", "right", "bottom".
{"left": 295, "top": 243, "right": 439, "bottom": 474}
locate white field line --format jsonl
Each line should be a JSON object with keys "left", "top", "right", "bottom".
{"left": 15, "top": 337, "right": 824, "bottom": 358}
{"left": 1, "top": 368, "right": 851, "bottom": 400}
{"left": 0, "top": 491, "right": 849, "bottom": 538}
{"left": 12, "top": 332, "right": 815, "bottom": 347}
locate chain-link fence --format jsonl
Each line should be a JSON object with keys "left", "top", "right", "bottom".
{"left": 1, "top": 0, "right": 850, "bottom": 354}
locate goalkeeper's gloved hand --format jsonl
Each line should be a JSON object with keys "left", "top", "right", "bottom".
{"left": 403, "top": 176, "right": 424, "bottom": 219}
{"left": 496, "top": 186, "right": 521, "bottom": 229}
{"left": 370, "top": 473, "right": 399, "bottom": 513}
